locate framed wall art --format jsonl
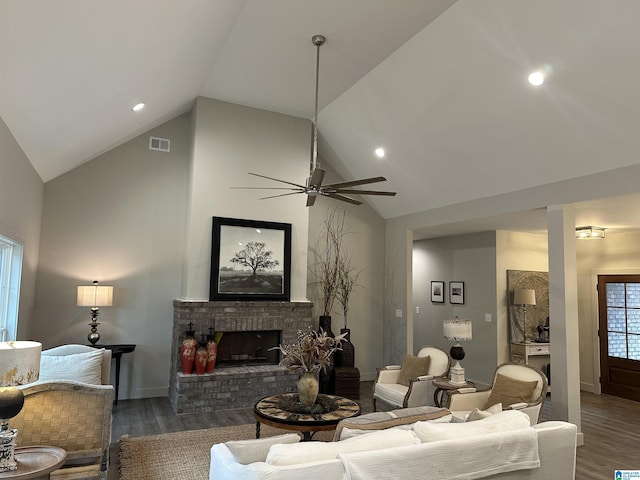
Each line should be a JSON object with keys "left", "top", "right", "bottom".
{"left": 449, "top": 281, "right": 465, "bottom": 304}
{"left": 210, "top": 217, "right": 291, "bottom": 301}
{"left": 431, "top": 281, "right": 445, "bottom": 303}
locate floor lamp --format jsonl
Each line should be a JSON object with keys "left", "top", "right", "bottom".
{"left": 514, "top": 288, "right": 536, "bottom": 343}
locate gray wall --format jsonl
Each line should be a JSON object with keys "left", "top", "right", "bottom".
{"left": 413, "top": 232, "right": 497, "bottom": 386}
{"left": 182, "top": 97, "right": 311, "bottom": 301}
{"left": 306, "top": 161, "right": 385, "bottom": 381}
{"left": 0, "top": 116, "right": 44, "bottom": 339}
{"left": 33, "top": 113, "right": 192, "bottom": 398}
{"left": 31, "top": 97, "right": 382, "bottom": 398}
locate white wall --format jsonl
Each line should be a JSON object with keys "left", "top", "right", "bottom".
{"left": 0, "top": 116, "right": 44, "bottom": 339}
{"left": 182, "top": 97, "right": 311, "bottom": 301}
{"left": 576, "top": 231, "right": 640, "bottom": 392}
{"left": 496, "top": 231, "right": 549, "bottom": 364}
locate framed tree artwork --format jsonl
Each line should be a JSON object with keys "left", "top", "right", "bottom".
{"left": 210, "top": 217, "right": 291, "bottom": 301}
{"left": 431, "top": 281, "right": 445, "bottom": 303}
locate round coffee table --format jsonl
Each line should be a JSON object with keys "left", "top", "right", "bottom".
{"left": 254, "top": 393, "right": 361, "bottom": 441}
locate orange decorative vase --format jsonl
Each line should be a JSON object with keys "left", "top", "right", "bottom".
{"left": 180, "top": 323, "right": 196, "bottom": 374}
{"left": 206, "top": 335, "right": 218, "bottom": 373}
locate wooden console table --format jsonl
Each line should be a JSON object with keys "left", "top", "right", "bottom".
{"left": 89, "top": 344, "right": 136, "bottom": 404}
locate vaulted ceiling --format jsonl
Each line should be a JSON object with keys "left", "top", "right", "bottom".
{"left": 2, "top": 0, "right": 640, "bottom": 235}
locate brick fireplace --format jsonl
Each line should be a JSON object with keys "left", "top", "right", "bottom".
{"left": 170, "top": 300, "right": 313, "bottom": 413}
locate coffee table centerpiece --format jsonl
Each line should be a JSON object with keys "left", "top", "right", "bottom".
{"left": 270, "top": 327, "right": 346, "bottom": 408}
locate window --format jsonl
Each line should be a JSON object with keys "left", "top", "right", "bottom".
{"left": 606, "top": 282, "right": 640, "bottom": 361}
{"left": 0, "top": 234, "right": 23, "bottom": 341}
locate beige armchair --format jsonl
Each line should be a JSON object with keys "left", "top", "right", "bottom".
{"left": 373, "top": 346, "right": 450, "bottom": 411}
{"left": 447, "top": 362, "right": 548, "bottom": 424}
{"left": 13, "top": 344, "right": 115, "bottom": 479}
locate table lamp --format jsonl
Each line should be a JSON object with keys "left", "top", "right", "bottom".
{"left": 513, "top": 288, "right": 536, "bottom": 343}
{"left": 443, "top": 317, "right": 472, "bottom": 385}
{"left": 0, "top": 341, "right": 41, "bottom": 472}
{"left": 77, "top": 280, "right": 113, "bottom": 345}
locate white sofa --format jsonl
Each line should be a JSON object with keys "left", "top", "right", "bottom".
{"left": 209, "top": 411, "right": 577, "bottom": 480}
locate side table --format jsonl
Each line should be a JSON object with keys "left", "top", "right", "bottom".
{"left": 89, "top": 344, "right": 136, "bottom": 404}
{"left": 0, "top": 446, "right": 66, "bottom": 479}
{"left": 432, "top": 377, "right": 475, "bottom": 408}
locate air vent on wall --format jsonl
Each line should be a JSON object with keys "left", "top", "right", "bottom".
{"left": 149, "top": 136, "right": 170, "bottom": 152}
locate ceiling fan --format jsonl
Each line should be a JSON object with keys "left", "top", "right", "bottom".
{"left": 233, "top": 34, "right": 397, "bottom": 207}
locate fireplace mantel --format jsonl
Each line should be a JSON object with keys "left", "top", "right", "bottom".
{"left": 169, "top": 300, "right": 313, "bottom": 413}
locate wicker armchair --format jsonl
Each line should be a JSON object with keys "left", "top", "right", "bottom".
{"left": 15, "top": 380, "right": 114, "bottom": 479}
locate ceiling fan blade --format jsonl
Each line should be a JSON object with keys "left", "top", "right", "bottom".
{"left": 308, "top": 168, "right": 326, "bottom": 188}
{"left": 259, "top": 191, "right": 306, "bottom": 200}
{"left": 306, "top": 195, "right": 318, "bottom": 207}
{"left": 248, "top": 172, "right": 307, "bottom": 189}
{"left": 324, "top": 176, "right": 388, "bottom": 189}
{"left": 326, "top": 192, "right": 362, "bottom": 205}
{"left": 332, "top": 189, "right": 397, "bottom": 196}
{"left": 231, "top": 186, "right": 303, "bottom": 191}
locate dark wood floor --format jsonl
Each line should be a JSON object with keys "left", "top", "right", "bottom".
{"left": 110, "top": 382, "right": 640, "bottom": 479}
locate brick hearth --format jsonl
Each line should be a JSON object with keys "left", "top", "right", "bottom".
{"left": 170, "top": 300, "right": 313, "bottom": 414}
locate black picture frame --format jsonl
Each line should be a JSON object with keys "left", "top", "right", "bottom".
{"left": 449, "top": 281, "right": 465, "bottom": 304}
{"left": 431, "top": 281, "right": 445, "bottom": 303}
{"left": 210, "top": 217, "right": 291, "bottom": 301}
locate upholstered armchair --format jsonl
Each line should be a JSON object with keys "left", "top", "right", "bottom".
{"left": 372, "top": 346, "right": 450, "bottom": 411}
{"left": 14, "top": 344, "right": 114, "bottom": 480}
{"left": 447, "top": 362, "right": 548, "bottom": 424}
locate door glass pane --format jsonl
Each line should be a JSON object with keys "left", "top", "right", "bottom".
{"left": 628, "top": 309, "right": 640, "bottom": 335}
{"left": 626, "top": 283, "right": 640, "bottom": 308}
{"left": 607, "top": 307, "right": 626, "bottom": 332}
{"left": 608, "top": 332, "right": 627, "bottom": 358}
{"left": 607, "top": 283, "right": 626, "bottom": 307}
{"left": 629, "top": 334, "right": 640, "bottom": 361}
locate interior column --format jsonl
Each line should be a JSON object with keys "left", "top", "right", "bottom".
{"left": 547, "top": 204, "right": 583, "bottom": 445}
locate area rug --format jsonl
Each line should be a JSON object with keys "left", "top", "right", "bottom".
{"left": 118, "top": 423, "right": 334, "bottom": 480}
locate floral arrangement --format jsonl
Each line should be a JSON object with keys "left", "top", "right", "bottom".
{"left": 271, "top": 328, "right": 346, "bottom": 373}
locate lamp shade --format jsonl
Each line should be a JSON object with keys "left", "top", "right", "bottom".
{"left": 0, "top": 341, "right": 41, "bottom": 386}
{"left": 77, "top": 283, "right": 113, "bottom": 307}
{"left": 443, "top": 318, "right": 472, "bottom": 342}
{"left": 513, "top": 288, "right": 536, "bottom": 306}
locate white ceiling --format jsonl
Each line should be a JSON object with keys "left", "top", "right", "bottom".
{"left": 2, "top": 0, "right": 640, "bottom": 237}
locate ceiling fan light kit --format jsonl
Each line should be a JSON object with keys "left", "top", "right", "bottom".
{"left": 233, "top": 35, "right": 396, "bottom": 207}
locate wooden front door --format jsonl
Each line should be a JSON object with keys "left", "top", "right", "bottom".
{"left": 598, "top": 275, "right": 640, "bottom": 401}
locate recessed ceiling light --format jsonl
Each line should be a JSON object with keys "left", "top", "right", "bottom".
{"left": 132, "top": 102, "right": 145, "bottom": 112}
{"left": 528, "top": 71, "right": 544, "bottom": 86}
{"left": 375, "top": 147, "right": 385, "bottom": 158}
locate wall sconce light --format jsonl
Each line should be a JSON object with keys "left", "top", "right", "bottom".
{"left": 77, "top": 280, "right": 113, "bottom": 346}
{"left": 575, "top": 226, "right": 606, "bottom": 239}
{"left": 443, "top": 317, "right": 472, "bottom": 385}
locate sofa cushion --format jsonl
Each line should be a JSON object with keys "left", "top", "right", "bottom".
{"left": 334, "top": 406, "right": 451, "bottom": 440}
{"left": 39, "top": 348, "right": 104, "bottom": 385}
{"left": 413, "top": 410, "right": 530, "bottom": 443}
{"left": 265, "top": 428, "right": 420, "bottom": 466}
{"left": 225, "top": 433, "right": 300, "bottom": 464}
{"left": 483, "top": 374, "right": 538, "bottom": 409}
{"left": 397, "top": 355, "right": 431, "bottom": 387}
{"left": 465, "top": 402, "right": 503, "bottom": 422}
